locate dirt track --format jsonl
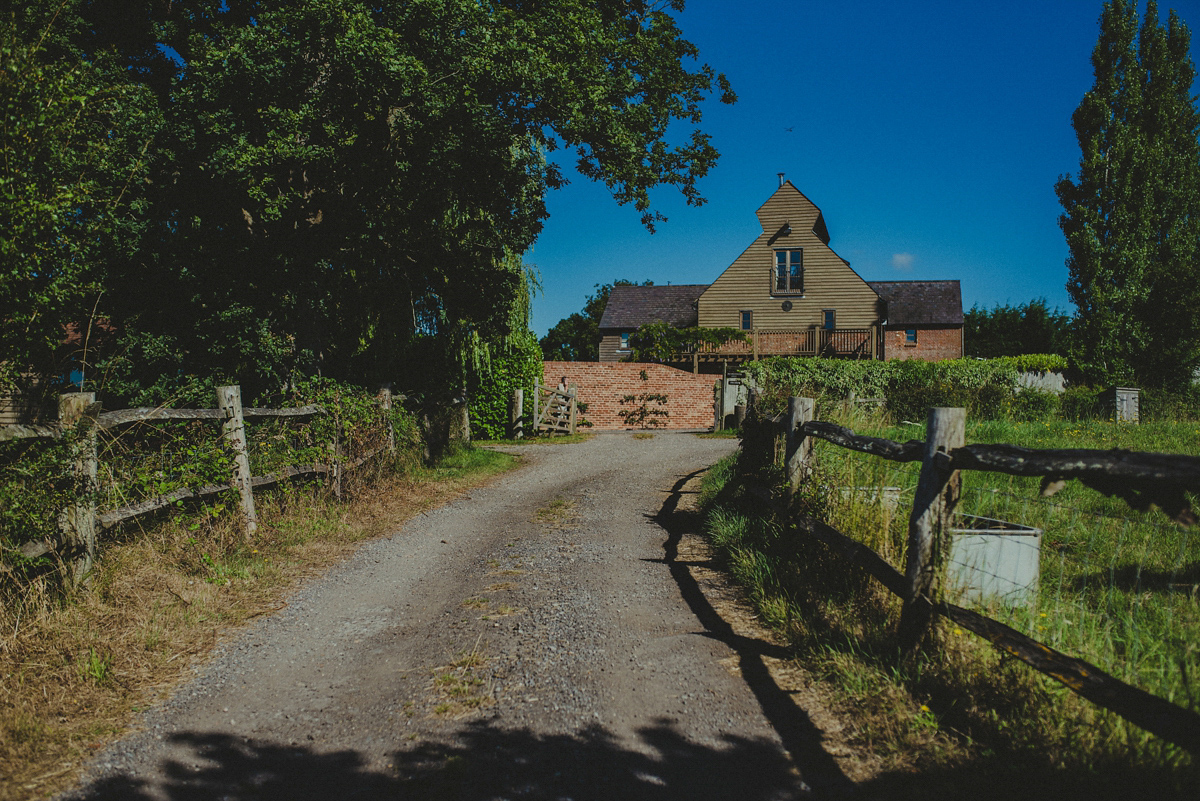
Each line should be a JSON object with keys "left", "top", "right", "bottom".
{"left": 61, "top": 432, "right": 862, "bottom": 800}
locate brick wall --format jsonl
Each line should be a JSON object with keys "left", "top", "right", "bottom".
{"left": 882, "top": 325, "right": 963, "bottom": 361}
{"left": 542, "top": 361, "right": 718, "bottom": 430}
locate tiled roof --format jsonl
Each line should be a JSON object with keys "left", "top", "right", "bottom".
{"left": 598, "top": 284, "right": 709, "bottom": 329}
{"left": 867, "top": 281, "right": 963, "bottom": 326}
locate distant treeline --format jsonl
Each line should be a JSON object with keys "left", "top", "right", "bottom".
{"left": 963, "top": 299, "right": 1072, "bottom": 359}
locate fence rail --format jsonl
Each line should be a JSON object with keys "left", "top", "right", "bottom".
{"left": 747, "top": 397, "right": 1200, "bottom": 755}
{"left": 95, "top": 404, "right": 324, "bottom": 430}
{"left": 2, "top": 387, "right": 396, "bottom": 583}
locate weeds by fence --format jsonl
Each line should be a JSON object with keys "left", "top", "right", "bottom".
{"left": 0, "top": 380, "right": 412, "bottom": 596}
{"left": 740, "top": 397, "right": 1200, "bottom": 757}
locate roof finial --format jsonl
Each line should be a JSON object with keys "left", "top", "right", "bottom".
{"left": 778, "top": 172, "right": 785, "bottom": 188}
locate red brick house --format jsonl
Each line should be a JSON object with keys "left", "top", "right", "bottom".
{"left": 598, "top": 178, "right": 963, "bottom": 366}
{"left": 869, "top": 280, "right": 964, "bottom": 361}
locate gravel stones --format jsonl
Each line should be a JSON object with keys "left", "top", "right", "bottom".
{"left": 60, "top": 432, "right": 852, "bottom": 801}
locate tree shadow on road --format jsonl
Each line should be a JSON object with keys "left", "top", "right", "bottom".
{"left": 72, "top": 718, "right": 813, "bottom": 800}
{"left": 648, "top": 468, "right": 855, "bottom": 799}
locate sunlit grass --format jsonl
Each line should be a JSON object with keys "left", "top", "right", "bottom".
{"left": 698, "top": 411, "right": 1200, "bottom": 795}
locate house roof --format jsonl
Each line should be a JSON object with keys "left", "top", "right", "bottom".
{"left": 598, "top": 284, "right": 709, "bottom": 329}
{"left": 867, "top": 281, "right": 963, "bottom": 326}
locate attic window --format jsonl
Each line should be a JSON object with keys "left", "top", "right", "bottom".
{"left": 774, "top": 249, "right": 803, "bottom": 295}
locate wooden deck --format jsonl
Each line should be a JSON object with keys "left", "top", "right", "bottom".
{"left": 679, "top": 326, "right": 879, "bottom": 365}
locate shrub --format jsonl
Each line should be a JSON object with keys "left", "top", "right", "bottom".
{"left": 744, "top": 357, "right": 1020, "bottom": 421}
{"left": 992, "top": 353, "right": 1069, "bottom": 373}
{"left": 1009, "top": 388, "right": 1061, "bottom": 422}
{"left": 469, "top": 331, "right": 542, "bottom": 440}
{"left": 1140, "top": 386, "right": 1200, "bottom": 422}
{"left": 1060, "top": 386, "right": 1103, "bottom": 420}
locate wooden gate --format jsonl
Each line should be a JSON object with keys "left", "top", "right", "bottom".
{"left": 532, "top": 383, "right": 577, "bottom": 435}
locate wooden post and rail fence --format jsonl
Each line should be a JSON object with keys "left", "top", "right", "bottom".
{"left": 1, "top": 386, "right": 399, "bottom": 586}
{"left": 746, "top": 395, "right": 1200, "bottom": 755}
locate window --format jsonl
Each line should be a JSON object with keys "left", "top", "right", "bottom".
{"left": 823, "top": 309, "right": 836, "bottom": 330}
{"left": 905, "top": 329, "right": 917, "bottom": 344}
{"left": 774, "top": 249, "right": 803, "bottom": 294}
{"left": 619, "top": 332, "right": 630, "bottom": 350}
{"left": 740, "top": 310, "right": 753, "bottom": 331}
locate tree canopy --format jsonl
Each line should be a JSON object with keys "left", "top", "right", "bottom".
{"left": 4, "top": 0, "right": 733, "bottom": 405}
{"left": 1057, "top": 0, "right": 1200, "bottom": 389}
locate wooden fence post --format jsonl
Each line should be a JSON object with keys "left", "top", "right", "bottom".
{"left": 567, "top": 384, "right": 578, "bottom": 435}
{"left": 785, "top": 396, "right": 815, "bottom": 493}
{"left": 899, "top": 406, "right": 965, "bottom": 654}
{"left": 216, "top": 385, "right": 258, "bottom": 536}
{"left": 58, "top": 393, "right": 99, "bottom": 586}
{"left": 331, "top": 419, "right": 343, "bottom": 502}
{"left": 532, "top": 383, "right": 540, "bottom": 435}
{"left": 379, "top": 387, "right": 396, "bottom": 453}
{"left": 510, "top": 388, "right": 524, "bottom": 439}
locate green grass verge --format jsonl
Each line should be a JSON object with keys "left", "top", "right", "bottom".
{"left": 478, "top": 433, "right": 593, "bottom": 446}
{"left": 697, "top": 415, "right": 1199, "bottom": 798}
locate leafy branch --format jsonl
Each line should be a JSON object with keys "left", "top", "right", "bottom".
{"left": 626, "top": 324, "right": 748, "bottom": 363}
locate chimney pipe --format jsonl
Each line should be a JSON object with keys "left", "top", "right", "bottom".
{"left": 778, "top": 172, "right": 785, "bottom": 188}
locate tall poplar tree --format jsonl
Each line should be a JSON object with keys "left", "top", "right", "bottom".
{"left": 1057, "top": 0, "right": 1200, "bottom": 389}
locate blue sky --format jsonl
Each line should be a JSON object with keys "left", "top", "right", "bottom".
{"left": 525, "top": 0, "right": 1200, "bottom": 338}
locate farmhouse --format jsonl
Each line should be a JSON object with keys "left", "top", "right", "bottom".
{"left": 598, "top": 178, "right": 963, "bottom": 367}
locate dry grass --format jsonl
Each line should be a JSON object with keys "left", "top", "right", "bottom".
{"left": 0, "top": 450, "right": 518, "bottom": 801}
{"left": 428, "top": 642, "right": 492, "bottom": 718}
{"left": 532, "top": 497, "right": 575, "bottom": 525}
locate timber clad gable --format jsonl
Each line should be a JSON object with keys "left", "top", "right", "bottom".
{"left": 697, "top": 182, "right": 882, "bottom": 331}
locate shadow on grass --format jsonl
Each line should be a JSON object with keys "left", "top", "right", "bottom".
{"left": 1071, "top": 561, "right": 1200, "bottom": 595}
{"left": 72, "top": 719, "right": 811, "bottom": 801}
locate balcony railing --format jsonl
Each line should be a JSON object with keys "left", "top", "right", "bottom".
{"left": 683, "top": 327, "right": 878, "bottom": 360}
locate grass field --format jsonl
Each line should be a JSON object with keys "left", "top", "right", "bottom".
{"left": 699, "top": 410, "right": 1200, "bottom": 798}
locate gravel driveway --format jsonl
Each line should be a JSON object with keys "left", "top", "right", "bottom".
{"left": 61, "top": 432, "right": 856, "bottom": 800}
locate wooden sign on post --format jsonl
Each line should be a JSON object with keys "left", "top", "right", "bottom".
{"left": 217, "top": 385, "right": 258, "bottom": 536}
{"left": 58, "top": 393, "right": 99, "bottom": 586}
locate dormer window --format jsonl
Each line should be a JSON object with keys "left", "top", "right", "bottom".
{"left": 774, "top": 249, "right": 803, "bottom": 294}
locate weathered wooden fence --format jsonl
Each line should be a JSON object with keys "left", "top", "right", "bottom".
{"left": 1, "top": 386, "right": 399, "bottom": 585}
{"left": 744, "top": 395, "right": 1200, "bottom": 755}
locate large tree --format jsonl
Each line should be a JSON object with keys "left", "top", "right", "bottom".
{"left": 10, "top": 1, "right": 733, "bottom": 403}
{"left": 0, "top": 12, "right": 158, "bottom": 396}
{"left": 1057, "top": 0, "right": 1200, "bottom": 389}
